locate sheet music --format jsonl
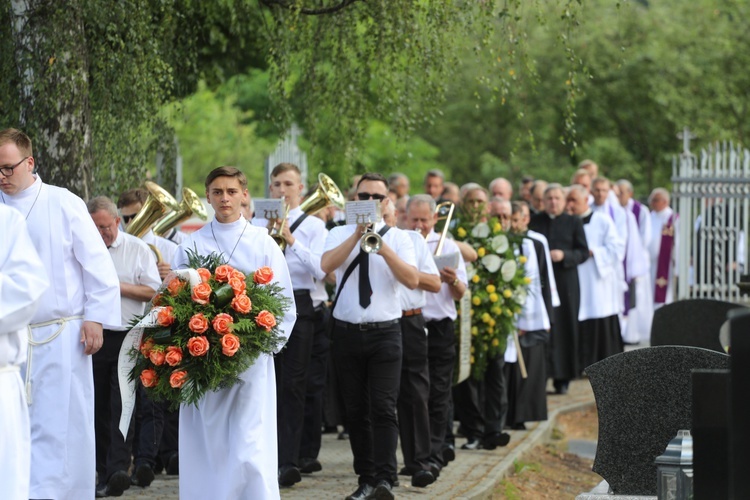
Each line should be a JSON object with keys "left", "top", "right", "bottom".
{"left": 253, "top": 198, "right": 284, "bottom": 220}
{"left": 433, "top": 251, "right": 459, "bottom": 270}
{"left": 345, "top": 200, "right": 382, "bottom": 225}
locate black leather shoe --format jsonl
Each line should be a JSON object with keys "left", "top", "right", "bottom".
{"left": 299, "top": 457, "right": 322, "bottom": 473}
{"left": 442, "top": 444, "right": 456, "bottom": 463}
{"left": 165, "top": 452, "right": 179, "bottom": 475}
{"left": 345, "top": 483, "right": 374, "bottom": 500}
{"left": 367, "top": 479, "right": 394, "bottom": 500}
{"left": 428, "top": 462, "right": 441, "bottom": 479}
{"left": 134, "top": 463, "right": 155, "bottom": 487}
{"left": 461, "top": 437, "right": 481, "bottom": 450}
{"left": 398, "top": 466, "right": 418, "bottom": 476}
{"left": 102, "top": 470, "right": 131, "bottom": 497}
{"left": 482, "top": 432, "right": 511, "bottom": 450}
{"left": 278, "top": 465, "right": 302, "bottom": 487}
{"left": 411, "top": 470, "right": 435, "bottom": 488}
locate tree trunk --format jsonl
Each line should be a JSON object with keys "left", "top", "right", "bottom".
{"left": 10, "top": 0, "right": 92, "bottom": 199}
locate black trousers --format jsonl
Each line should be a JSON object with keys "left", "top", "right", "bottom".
{"left": 299, "top": 303, "right": 331, "bottom": 460}
{"left": 276, "top": 291, "right": 315, "bottom": 467}
{"left": 397, "top": 314, "right": 431, "bottom": 471}
{"left": 332, "top": 321, "right": 402, "bottom": 486}
{"left": 454, "top": 354, "right": 507, "bottom": 438}
{"left": 426, "top": 317, "right": 456, "bottom": 465}
{"left": 133, "top": 388, "right": 179, "bottom": 470}
{"left": 93, "top": 330, "right": 132, "bottom": 482}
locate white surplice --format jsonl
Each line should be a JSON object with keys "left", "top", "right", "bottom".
{"left": 1, "top": 175, "right": 121, "bottom": 500}
{"left": 620, "top": 201, "right": 654, "bottom": 344}
{"left": 172, "top": 217, "right": 297, "bottom": 500}
{"left": 0, "top": 204, "right": 49, "bottom": 500}
{"left": 578, "top": 211, "right": 626, "bottom": 321}
{"left": 648, "top": 207, "right": 679, "bottom": 308}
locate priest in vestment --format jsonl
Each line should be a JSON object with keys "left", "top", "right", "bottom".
{"left": 647, "top": 188, "right": 678, "bottom": 309}
{"left": 0, "top": 204, "right": 49, "bottom": 500}
{"left": 172, "top": 166, "right": 296, "bottom": 500}
{"left": 529, "top": 184, "right": 589, "bottom": 395}
{"left": 567, "top": 186, "right": 625, "bottom": 369}
{"left": 0, "top": 128, "right": 121, "bottom": 500}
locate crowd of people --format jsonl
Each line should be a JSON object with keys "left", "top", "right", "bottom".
{"left": 0, "top": 126, "right": 681, "bottom": 500}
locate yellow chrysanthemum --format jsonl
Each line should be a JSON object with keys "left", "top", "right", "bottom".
{"left": 457, "top": 227, "right": 467, "bottom": 238}
{"left": 514, "top": 306, "right": 522, "bottom": 314}
{"left": 471, "top": 346, "right": 475, "bottom": 353}
{"left": 504, "top": 309, "right": 513, "bottom": 317}
{"left": 471, "top": 326, "right": 478, "bottom": 336}
{"left": 524, "top": 277, "right": 532, "bottom": 284}
{"left": 503, "top": 289, "right": 513, "bottom": 298}
{"left": 472, "top": 296, "right": 481, "bottom": 306}
{"left": 489, "top": 318, "right": 496, "bottom": 327}
{"left": 481, "top": 312, "right": 491, "bottom": 323}
{"left": 470, "top": 309, "right": 475, "bottom": 316}
{"left": 470, "top": 355, "right": 475, "bottom": 364}
{"left": 491, "top": 306, "right": 502, "bottom": 315}
{"left": 492, "top": 338, "right": 499, "bottom": 347}
{"left": 477, "top": 247, "right": 486, "bottom": 257}
{"left": 489, "top": 293, "right": 499, "bottom": 303}
{"left": 519, "top": 255, "right": 528, "bottom": 264}
{"left": 493, "top": 222, "right": 502, "bottom": 233}
{"left": 486, "top": 284, "right": 496, "bottom": 294}
{"left": 472, "top": 275, "right": 480, "bottom": 284}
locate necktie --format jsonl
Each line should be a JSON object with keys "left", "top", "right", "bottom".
{"left": 359, "top": 249, "right": 372, "bottom": 308}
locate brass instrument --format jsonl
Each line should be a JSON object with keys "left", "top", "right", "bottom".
{"left": 433, "top": 201, "right": 455, "bottom": 256}
{"left": 153, "top": 187, "right": 208, "bottom": 237}
{"left": 360, "top": 226, "right": 383, "bottom": 254}
{"left": 125, "top": 181, "right": 179, "bottom": 239}
{"left": 269, "top": 204, "right": 291, "bottom": 251}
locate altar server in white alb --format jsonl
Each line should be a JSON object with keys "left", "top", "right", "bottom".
{"left": 0, "top": 204, "right": 49, "bottom": 500}
{"left": 0, "top": 128, "right": 121, "bottom": 500}
{"left": 172, "top": 166, "right": 296, "bottom": 500}
{"left": 567, "top": 185, "right": 625, "bottom": 369}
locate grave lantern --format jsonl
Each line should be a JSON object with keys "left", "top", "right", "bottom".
{"left": 655, "top": 429, "right": 694, "bottom": 500}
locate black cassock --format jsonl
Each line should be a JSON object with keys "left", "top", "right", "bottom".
{"left": 529, "top": 212, "right": 589, "bottom": 383}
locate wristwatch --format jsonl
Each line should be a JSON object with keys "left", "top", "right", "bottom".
{"left": 452, "top": 278, "right": 459, "bottom": 287}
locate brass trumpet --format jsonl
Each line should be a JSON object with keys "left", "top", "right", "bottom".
{"left": 269, "top": 204, "right": 291, "bottom": 251}
{"left": 433, "top": 201, "right": 455, "bottom": 256}
{"left": 360, "top": 225, "right": 383, "bottom": 254}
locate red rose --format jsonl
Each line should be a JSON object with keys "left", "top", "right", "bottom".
{"left": 140, "top": 368, "right": 158, "bottom": 388}
{"left": 188, "top": 313, "right": 209, "bottom": 334}
{"left": 140, "top": 338, "right": 155, "bottom": 358}
{"left": 169, "top": 370, "right": 188, "bottom": 389}
{"left": 165, "top": 346, "right": 183, "bottom": 367}
{"left": 187, "top": 336, "right": 210, "bottom": 357}
{"left": 149, "top": 349, "right": 166, "bottom": 366}
{"left": 253, "top": 266, "right": 274, "bottom": 285}
{"left": 196, "top": 267, "right": 211, "bottom": 283}
{"left": 221, "top": 333, "right": 241, "bottom": 357}
{"left": 229, "top": 275, "right": 246, "bottom": 296}
{"left": 156, "top": 306, "right": 175, "bottom": 327}
{"left": 255, "top": 310, "right": 277, "bottom": 331}
{"left": 215, "top": 264, "right": 234, "bottom": 283}
{"left": 212, "top": 313, "right": 234, "bottom": 335}
{"left": 191, "top": 282, "right": 212, "bottom": 305}
{"left": 231, "top": 294, "right": 252, "bottom": 314}
{"left": 166, "top": 278, "right": 185, "bottom": 296}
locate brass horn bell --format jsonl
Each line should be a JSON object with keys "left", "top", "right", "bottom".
{"left": 153, "top": 187, "right": 208, "bottom": 237}
{"left": 125, "top": 181, "right": 179, "bottom": 239}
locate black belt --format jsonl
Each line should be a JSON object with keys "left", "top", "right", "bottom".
{"left": 294, "top": 289, "right": 312, "bottom": 296}
{"left": 335, "top": 319, "right": 399, "bottom": 331}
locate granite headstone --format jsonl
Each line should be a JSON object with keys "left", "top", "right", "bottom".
{"left": 585, "top": 346, "right": 729, "bottom": 496}
{"left": 650, "top": 299, "right": 746, "bottom": 352}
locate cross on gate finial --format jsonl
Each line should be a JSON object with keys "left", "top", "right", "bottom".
{"left": 677, "top": 126, "right": 696, "bottom": 154}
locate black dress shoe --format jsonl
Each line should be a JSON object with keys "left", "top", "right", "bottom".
{"left": 165, "top": 452, "right": 179, "bottom": 475}
{"left": 345, "top": 483, "right": 373, "bottom": 500}
{"left": 411, "top": 470, "right": 435, "bottom": 488}
{"left": 367, "top": 479, "right": 394, "bottom": 500}
{"left": 428, "top": 462, "right": 441, "bottom": 479}
{"left": 278, "top": 465, "right": 302, "bottom": 487}
{"left": 511, "top": 422, "right": 527, "bottom": 430}
{"left": 299, "top": 457, "right": 322, "bottom": 473}
{"left": 102, "top": 470, "right": 131, "bottom": 497}
{"left": 482, "top": 432, "right": 511, "bottom": 450}
{"left": 442, "top": 444, "right": 456, "bottom": 463}
{"left": 398, "top": 466, "right": 418, "bottom": 476}
{"left": 461, "top": 437, "right": 481, "bottom": 450}
{"left": 134, "top": 463, "right": 155, "bottom": 487}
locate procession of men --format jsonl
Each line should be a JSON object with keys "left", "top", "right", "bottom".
{"left": 1, "top": 126, "right": 684, "bottom": 500}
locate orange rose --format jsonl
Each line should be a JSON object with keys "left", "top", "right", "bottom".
{"left": 165, "top": 346, "right": 183, "bottom": 367}
{"left": 140, "top": 368, "right": 158, "bottom": 388}
{"left": 140, "top": 338, "right": 155, "bottom": 358}
{"left": 152, "top": 294, "right": 164, "bottom": 306}
{"left": 229, "top": 275, "right": 246, "bottom": 296}
{"left": 187, "top": 336, "right": 210, "bottom": 357}
{"left": 231, "top": 269, "right": 246, "bottom": 282}
{"left": 157, "top": 306, "right": 175, "bottom": 327}
{"left": 231, "top": 294, "right": 252, "bottom": 314}
{"left": 196, "top": 267, "right": 211, "bottom": 283}
{"left": 188, "top": 313, "right": 209, "bottom": 334}
{"left": 149, "top": 348, "right": 166, "bottom": 366}
{"left": 169, "top": 370, "right": 188, "bottom": 389}
{"left": 221, "top": 333, "right": 241, "bottom": 357}
{"left": 191, "top": 282, "right": 212, "bottom": 305}
{"left": 166, "top": 278, "right": 185, "bottom": 296}
{"left": 253, "top": 266, "right": 274, "bottom": 285}
{"left": 215, "top": 264, "right": 234, "bottom": 283}
{"left": 255, "top": 310, "right": 277, "bottom": 331}
{"left": 212, "top": 313, "right": 234, "bottom": 335}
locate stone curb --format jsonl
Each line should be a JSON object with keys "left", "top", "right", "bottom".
{"left": 455, "top": 399, "right": 596, "bottom": 500}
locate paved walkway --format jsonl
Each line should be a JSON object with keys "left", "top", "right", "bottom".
{"left": 119, "top": 379, "right": 595, "bottom": 499}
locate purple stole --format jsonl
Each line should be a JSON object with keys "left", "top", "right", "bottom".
{"left": 631, "top": 200, "right": 643, "bottom": 229}
{"left": 654, "top": 213, "right": 676, "bottom": 303}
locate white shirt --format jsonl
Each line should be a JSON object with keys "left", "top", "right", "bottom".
{"left": 0, "top": 204, "right": 49, "bottom": 366}
{"left": 310, "top": 277, "right": 329, "bottom": 307}
{"left": 253, "top": 206, "right": 327, "bottom": 290}
{"left": 142, "top": 229, "right": 177, "bottom": 265}
{"left": 399, "top": 230, "right": 440, "bottom": 311}
{"left": 107, "top": 231, "right": 161, "bottom": 330}
{"left": 422, "top": 230, "right": 467, "bottom": 321}
{"left": 325, "top": 222, "right": 416, "bottom": 323}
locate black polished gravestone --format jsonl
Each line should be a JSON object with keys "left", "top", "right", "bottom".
{"left": 585, "top": 346, "right": 729, "bottom": 496}
{"left": 650, "top": 299, "right": 747, "bottom": 352}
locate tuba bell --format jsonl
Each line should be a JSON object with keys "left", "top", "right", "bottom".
{"left": 125, "top": 181, "right": 180, "bottom": 239}
{"left": 153, "top": 187, "right": 208, "bottom": 237}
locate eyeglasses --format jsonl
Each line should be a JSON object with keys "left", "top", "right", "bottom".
{"left": 357, "top": 192, "right": 386, "bottom": 201}
{"left": 121, "top": 213, "right": 137, "bottom": 224}
{"left": 0, "top": 157, "right": 29, "bottom": 177}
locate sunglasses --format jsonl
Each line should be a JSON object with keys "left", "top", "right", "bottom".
{"left": 357, "top": 192, "right": 386, "bottom": 201}
{"left": 122, "top": 214, "right": 137, "bottom": 224}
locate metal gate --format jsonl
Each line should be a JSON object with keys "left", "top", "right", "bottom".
{"left": 673, "top": 139, "right": 750, "bottom": 304}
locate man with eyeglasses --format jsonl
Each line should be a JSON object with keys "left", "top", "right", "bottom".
{"left": 0, "top": 128, "right": 121, "bottom": 499}
{"left": 322, "top": 172, "right": 419, "bottom": 500}
{"left": 87, "top": 196, "right": 161, "bottom": 497}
